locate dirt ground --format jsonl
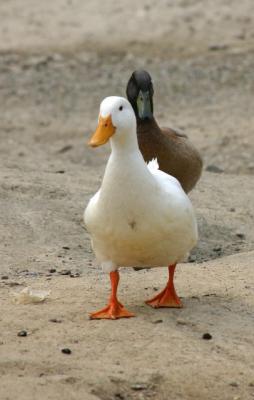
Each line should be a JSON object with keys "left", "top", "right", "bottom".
{"left": 0, "top": 1, "right": 254, "bottom": 399}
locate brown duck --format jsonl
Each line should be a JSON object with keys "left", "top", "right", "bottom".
{"left": 126, "top": 70, "right": 202, "bottom": 193}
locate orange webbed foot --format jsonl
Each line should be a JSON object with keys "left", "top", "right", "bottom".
{"left": 145, "top": 287, "right": 183, "bottom": 308}
{"left": 90, "top": 300, "right": 135, "bottom": 320}
{"left": 146, "top": 263, "right": 183, "bottom": 309}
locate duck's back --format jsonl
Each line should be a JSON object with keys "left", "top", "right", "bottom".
{"left": 137, "top": 118, "right": 202, "bottom": 193}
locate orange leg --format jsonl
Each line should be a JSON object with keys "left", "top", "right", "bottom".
{"left": 145, "top": 264, "right": 183, "bottom": 308}
{"left": 89, "top": 271, "right": 135, "bottom": 320}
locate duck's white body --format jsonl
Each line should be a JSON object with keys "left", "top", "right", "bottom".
{"left": 84, "top": 97, "right": 198, "bottom": 273}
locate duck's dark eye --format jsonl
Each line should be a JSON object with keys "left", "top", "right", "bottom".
{"left": 119, "top": 106, "right": 123, "bottom": 111}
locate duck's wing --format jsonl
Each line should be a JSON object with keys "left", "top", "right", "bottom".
{"left": 84, "top": 189, "right": 101, "bottom": 231}
{"left": 147, "top": 158, "right": 198, "bottom": 246}
{"left": 147, "top": 158, "right": 183, "bottom": 192}
{"left": 161, "top": 126, "right": 188, "bottom": 139}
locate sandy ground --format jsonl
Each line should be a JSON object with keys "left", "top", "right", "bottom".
{"left": 0, "top": 1, "right": 254, "bottom": 399}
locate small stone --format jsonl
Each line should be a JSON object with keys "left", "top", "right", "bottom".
{"left": 110, "top": 377, "right": 121, "bottom": 383}
{"left": 203, "top": 293, "right": 216, "bottom": 297}
{"left": 188, "top": 254, "right": 196, "bottom": 263}
{"left": 18, "top": 330, "right": 27, "bottom": 337}
{"left": 70, "top": 272, "right": 80, "bottom": 278}
{"left": 152, "top": 319, "right": 163, "bottom": 324}
{"left": 131, "top": 383, "right": 148, "bottom": 391}
{"left": 64, "top": 377, "right": 76, "bottom": 384}
{"left": 177, "top": 319, "right": 187, "bottom": 325}
{"left": 1, "top": 275, "right": 9, "bottom": 280}
{"left": 49, "top": 318, "right": 62, "bottom": 323}
{"left": 114, "top": 393, "right": 125, "bottom": 400}
{"left": 59, "top": 269, "right": 71, "bottom": 275}
{"left": 4, "top": 281, "right": 21, "bottom": 287}
{"left": 213, "top": 245, "right": 222, "bottom": 252}
{"left": 236, "top": 232, "right": 245, "bottom": 240}
{"left": 202, "top": 333, "right": 212, "bottom": 340}
{"left": 62, "top": 246, "right": 70, "bottom": 250}
{"left": 206, "top": 165, "right": 224, "bottom": 173}
{"left": 55, "top": 170, "right": 65, "bottom": 174}
{"left": 61, "top": 348, "right": 71, "bottom": 355}
{"left": 229, "top": 382, "right": 239, "bottom": 387}
{"left": 208, "top": 44, "right": 228, "bottom": 51}
{"left": 57, "top": 145, "right": 73, "bottom": 154}
{"left": 49, "top": 268, "right": 56, "bottom": 273}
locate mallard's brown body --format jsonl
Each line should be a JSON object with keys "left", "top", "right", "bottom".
{"left": 137, "top": 118, "right": 202, "bottom": 193}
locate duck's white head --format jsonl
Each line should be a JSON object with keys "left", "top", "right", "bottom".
{"left": 89, "top": 96, "right": 136, "bottom": 148}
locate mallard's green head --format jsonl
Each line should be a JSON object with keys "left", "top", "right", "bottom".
{"left": 126, "top": 70, "right": 154, "bottom": 121}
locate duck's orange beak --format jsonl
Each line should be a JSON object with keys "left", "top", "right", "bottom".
{"left": 88, "top": 115, "right": 116, "bottom": 147}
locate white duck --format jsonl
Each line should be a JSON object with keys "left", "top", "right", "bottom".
{"left": 85, "top": 96, "right": 198, "bottom": 319}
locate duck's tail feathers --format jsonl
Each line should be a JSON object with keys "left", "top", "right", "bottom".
{"left": 147, "top": 158, "right": 159, "bottom": 172}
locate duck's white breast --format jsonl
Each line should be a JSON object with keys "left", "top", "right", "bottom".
{"left": 85, "top": 158, "right": 197, "bottom": 269}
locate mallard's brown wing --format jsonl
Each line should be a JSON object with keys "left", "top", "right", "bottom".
{"left": 137, "top": 120, "right": 202, "bottom": 192}
{"left": 161, "top": 126, "right": 188, "bottom": 139}
{"left": 158, "top": 127, "right": 202, "bottom": 192}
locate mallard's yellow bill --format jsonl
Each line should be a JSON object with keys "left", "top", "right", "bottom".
{"left": 88, "top": 115, "right": 116, "bottom": 147}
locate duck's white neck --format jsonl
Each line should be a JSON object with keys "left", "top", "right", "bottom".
{"left": 110, "top": 126, "right": 139, "bottom": 155}
{"left": 101, "top": 124, "right": 153, "bottom": 195}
